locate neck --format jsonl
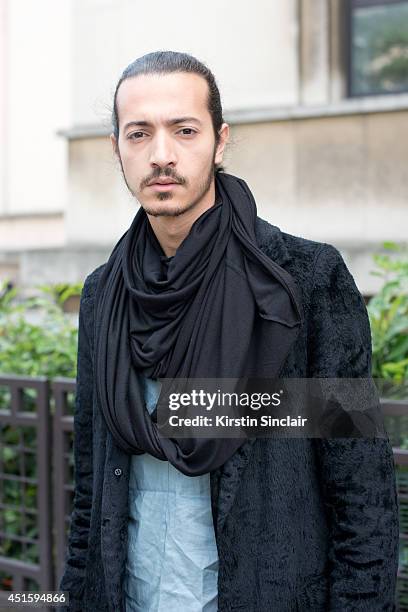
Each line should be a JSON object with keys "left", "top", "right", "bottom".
{"left": 146, "top": 182, "right": 217, "bottom": 257}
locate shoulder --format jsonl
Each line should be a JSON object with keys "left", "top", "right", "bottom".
{"left": 255, "top": 215, "right": 347, "bottom": 277}
{"left": 254, "top": 216, "right": 364, "bottom": 315}
{"left": 81, "top": 263, "right": 107, "bottom": 303}
{"left": 77, "top": 263, "right": 107, "bottom": 348}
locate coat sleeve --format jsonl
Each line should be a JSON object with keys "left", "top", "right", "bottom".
{"left": 308, "top": 244, "right": 400, "bottom": 611}
{"left": 59, "top": 275, "right": 95, "bottom": 611}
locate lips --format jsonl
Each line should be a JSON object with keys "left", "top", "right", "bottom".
{"left": 149, "top": 179, "right": 179, "bottom": 186}
{"left": 149, "top": 181, "right": 180, "bottom": 191}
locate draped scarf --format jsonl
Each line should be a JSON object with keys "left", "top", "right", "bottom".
{"left": 93, "top": 172, "right": 303, "bottom": 475}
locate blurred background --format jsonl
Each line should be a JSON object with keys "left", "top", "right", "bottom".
{"left": 0, "top": 0, "right": 407, "bottom": 609}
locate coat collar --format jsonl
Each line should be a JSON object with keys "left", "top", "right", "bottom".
{"left": 210, "top": 216, "right": 299, "bottom": 537}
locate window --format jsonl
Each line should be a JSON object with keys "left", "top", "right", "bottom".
{"left": 347, "top": 0, "right": 408, "bottom": 96}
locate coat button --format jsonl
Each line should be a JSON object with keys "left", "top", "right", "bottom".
{"left": 114, "top": 468, "right": 122, "bottom": 477}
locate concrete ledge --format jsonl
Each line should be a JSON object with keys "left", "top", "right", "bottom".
{"left": 0, "top": 247, "right": 112, "bottom": 287}
{"left": 57, "top": 93, "right": 408, "bottom": 139}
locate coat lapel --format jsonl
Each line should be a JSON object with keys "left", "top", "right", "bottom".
{"left": 210, "top": 217, "right": 302, "bottom": 537}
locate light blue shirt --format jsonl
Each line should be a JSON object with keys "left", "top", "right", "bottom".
{"left": 124, "top": 374, "right": 219, "bottom": 612}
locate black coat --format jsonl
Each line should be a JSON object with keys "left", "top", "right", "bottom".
{"left": 59, "top": 217, "right": 399, "bottom": 612}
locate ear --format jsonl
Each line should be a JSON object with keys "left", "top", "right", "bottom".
{"left": 214, "top": 123, "right": 229, "bottom": 166}
{"left": 110, "top": 133, "right": 119, "bottom": 156}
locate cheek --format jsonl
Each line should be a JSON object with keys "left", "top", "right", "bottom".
{"left": 121, "top": 160, "right": 138, "bottom": 182}
{"left": 120, "top": 150, "right": 142, "bottom": 175}
{"left": 121, "top": 147, "right": 141, "bottom": 165}
{"left": 184, "top": 144, "right": 215, "bottom": 171}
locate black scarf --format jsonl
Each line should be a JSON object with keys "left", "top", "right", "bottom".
{"left": 93, "top": 172, "right": 303, "bottom": 476}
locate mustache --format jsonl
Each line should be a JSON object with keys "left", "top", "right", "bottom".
{"left": 141, "top": 169, "right": 187, "bottom": 188}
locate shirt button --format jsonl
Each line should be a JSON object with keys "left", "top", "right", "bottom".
{"left": 114, "top": 468, "right": 122, "bottom": 477}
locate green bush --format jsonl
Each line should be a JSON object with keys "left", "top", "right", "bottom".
{"left": 367, "top": 241, "right": 408, "bottom": 399}
{"left": 0, "top": 280, "right": 82, "bottom": 378}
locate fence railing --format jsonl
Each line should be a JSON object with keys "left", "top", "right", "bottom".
{"left": 0, "top": 375, "right": 407, "bottom": 609}
{"left": 381, "top": 398, "right": 408, "bottom": 611}
{"left": 0, "top": 375, "right": 53, "bottom": 609}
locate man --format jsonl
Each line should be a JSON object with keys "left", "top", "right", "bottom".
{"left": 59, "top": 51, "right": 399, "bottom": 611}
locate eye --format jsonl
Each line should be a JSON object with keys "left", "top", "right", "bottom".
{"left": 128, "top": 131, "right": 146, "bottom": 140}
{"left": 178, "top": 128, "right": 196, "bottom": 136}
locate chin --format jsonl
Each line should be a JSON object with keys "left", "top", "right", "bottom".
{"left": 142, "top": 202, "right": 188, "bottom": 218}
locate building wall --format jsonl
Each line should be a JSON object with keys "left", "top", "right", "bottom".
{"left": 229, "top": 108, "right": 408, "bottom": 294}
{"left": 0, "top": 0, "right": 71, "bottom": 218}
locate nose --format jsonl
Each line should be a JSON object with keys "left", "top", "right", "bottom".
{"left": 149, "top": 131, "right": 177, "bottom": 169}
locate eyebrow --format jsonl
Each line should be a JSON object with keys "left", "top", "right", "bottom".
{"left": 123, "top": 117, "right": 203, "bottom": 131}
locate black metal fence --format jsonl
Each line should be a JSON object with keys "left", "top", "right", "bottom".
{"left": 0, "top": 374, "right": 407, "bottom": 609}
{"left": 0, "top": 375, "right": 54, "bottom": 608}
{"left": 381, "top": 398, "right": 408, "bottom": 610}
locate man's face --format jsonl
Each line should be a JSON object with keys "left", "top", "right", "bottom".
{"left": 111, "top": 72, "right": 228, "bottom": 217}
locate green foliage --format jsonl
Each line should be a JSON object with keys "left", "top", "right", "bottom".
{"left": 0, "top": 279, "right": 82, "bottom": 379}
{"left": 367, "top": 241, "right": 408, "bottom": 398}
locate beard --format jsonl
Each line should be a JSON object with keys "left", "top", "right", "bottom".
{"left": 117, "top": 147, "right": 217, "bottom": 218}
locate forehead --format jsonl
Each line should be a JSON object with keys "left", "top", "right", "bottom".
{"left": 115, "top": 72, "right": 211, "bottom": 126}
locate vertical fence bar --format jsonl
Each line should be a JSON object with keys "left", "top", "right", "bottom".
{"left": 36, "top": 379, "right": 53, "bottom": 592}
{"left": 52, "top": 378, "right": 75, "bottom": 586}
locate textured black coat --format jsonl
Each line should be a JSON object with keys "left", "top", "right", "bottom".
{"left": 59, "top": 217, "right": 399, "bottom": 611}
